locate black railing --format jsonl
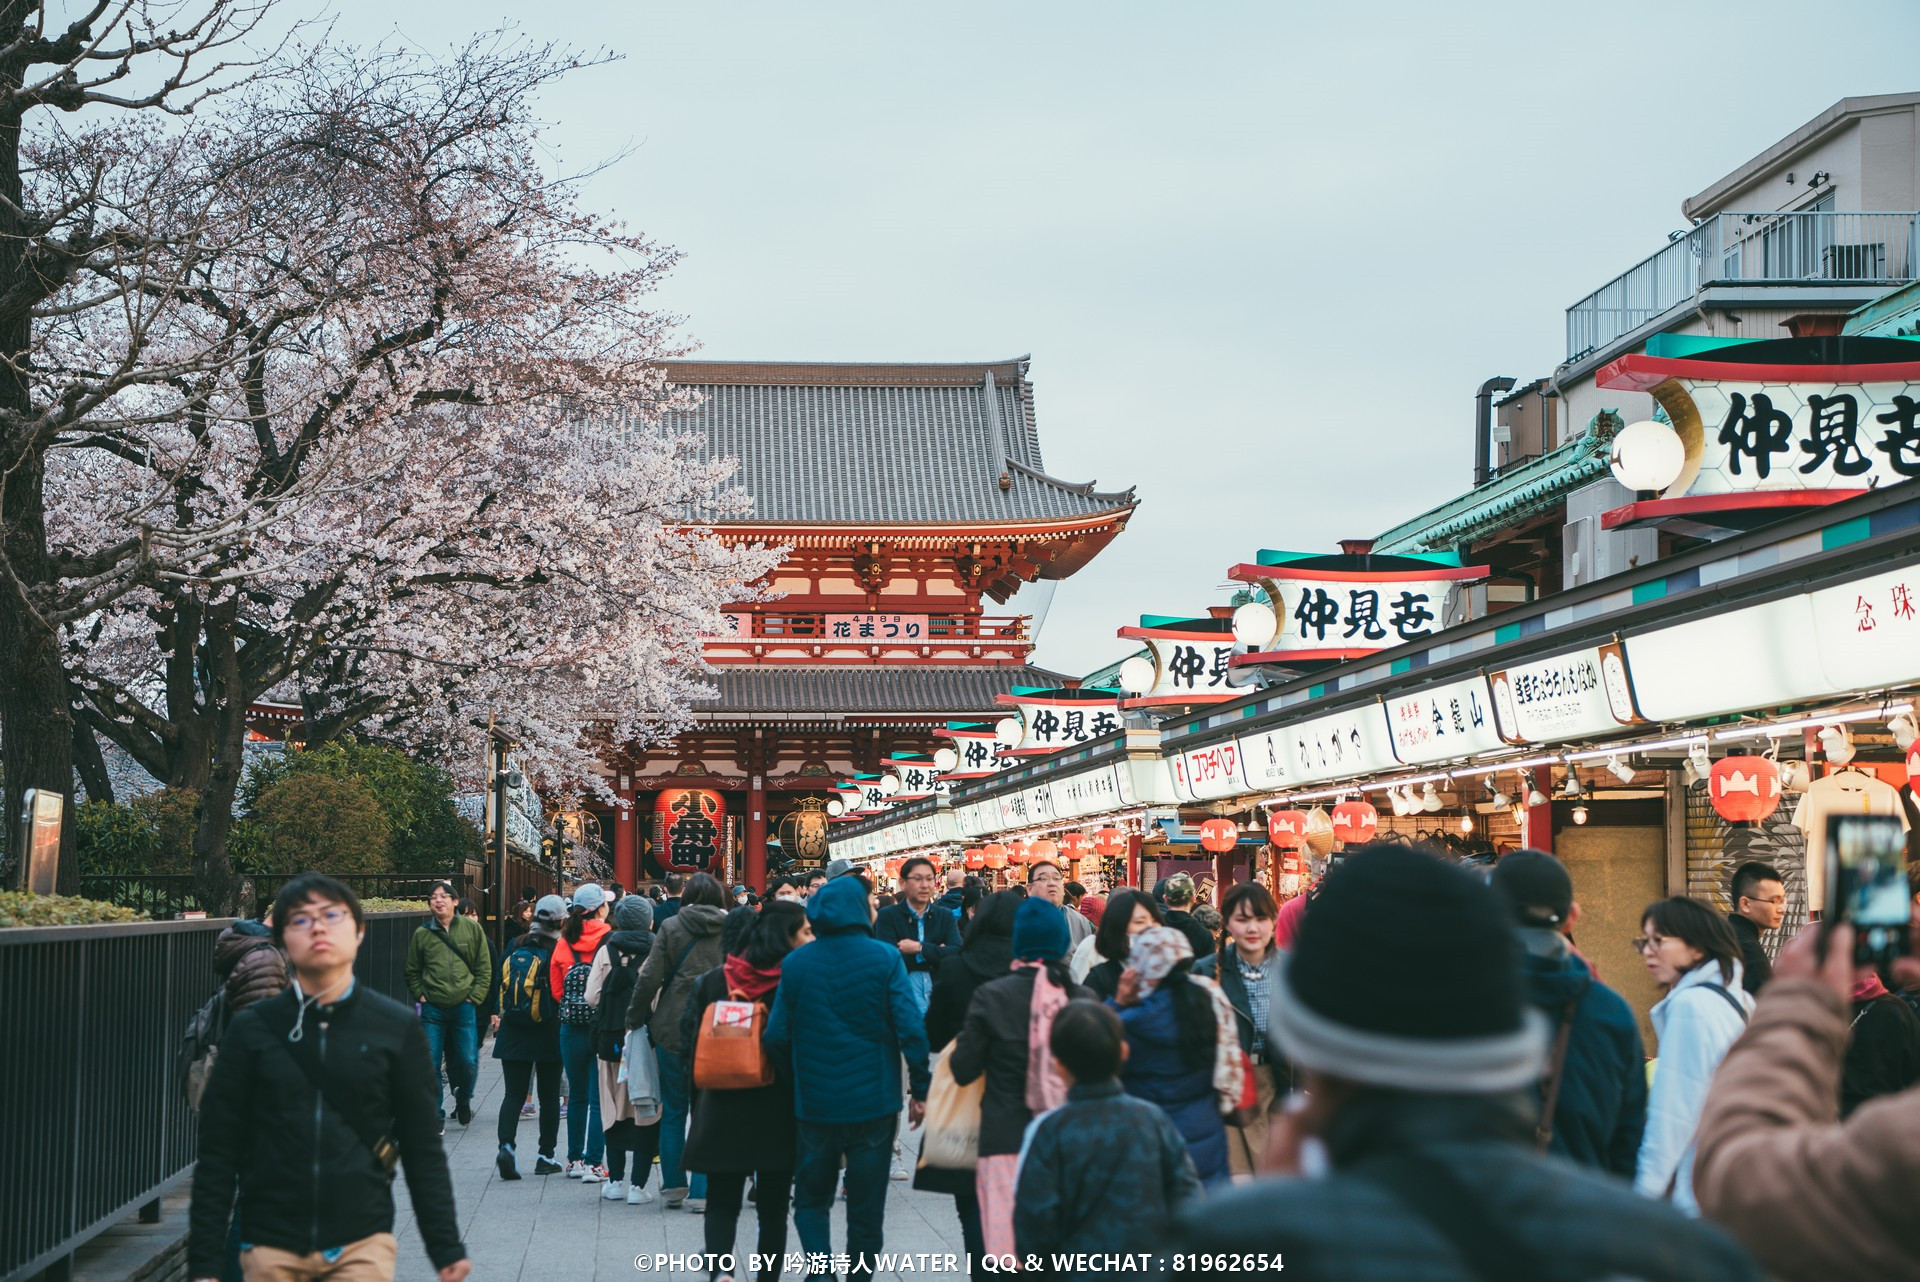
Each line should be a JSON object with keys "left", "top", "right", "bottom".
{"left": 78, "top": 872, "right": 471, "bottom": 918}
{"left": 0, "top": 912, "right": 424, "bottom": 1282}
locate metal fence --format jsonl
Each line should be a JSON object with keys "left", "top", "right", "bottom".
{"left": 78, "top": 871, "right": 472, "bottom": 919}
{"left": 1565, "top": 209, "right": 1920, "bottom": 361}
{"left": 0, "top": 911, "right": 424, "bottom": 1282}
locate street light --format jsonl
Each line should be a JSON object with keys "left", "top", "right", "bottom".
{"left": 1231, "top": 601, "right": 1277, "bottom": 649}
{"left": 1608, "top": 420, "right": 1687, "bottom": 495}
{"left": 933, "top": 747, "right": 959, "bottom": 772}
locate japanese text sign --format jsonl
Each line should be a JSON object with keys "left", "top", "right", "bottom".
{"left": 825, "top": 613, "right": 930, "bottom": 643}
{"left": 1489, "top": 643, "right": 1639, "bottom": 744}
{"left": 1384, "top": 676, "right": 1503, "bottom": 765}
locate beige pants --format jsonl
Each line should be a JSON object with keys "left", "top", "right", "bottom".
{"left": 240, "top": 1233, "right": 398, "bottom": 1282}
{"left": 1227, "top": 1062, "right": 1282, "bottom": 1177}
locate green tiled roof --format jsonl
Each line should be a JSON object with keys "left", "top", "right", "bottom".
{"left": 1374, "top": 418, "right": 1617, "bottom": 554}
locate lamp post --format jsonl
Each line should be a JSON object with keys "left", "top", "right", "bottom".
{"left": 484, "top": 716, "right": 522, "bottom": 956}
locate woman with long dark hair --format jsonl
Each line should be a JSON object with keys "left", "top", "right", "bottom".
{"left": 1633, "top": 896, "right": 1751, "bottom": 1214}
{"left": 1085, "top": 889, "right": 1163, "bottom": 1002}
{"left": 682, "top": 902, "right": 812, "bottom": 1282}
{"left": 1195, "top": 881, "right": 1283, "bottom": 1175}
{"left": 1112, "top": 925, "right": 1229, "bottom": 1184}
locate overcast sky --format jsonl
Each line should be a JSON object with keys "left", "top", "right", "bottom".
{"left": 331, "top": 0, "right": 1920, "bottom": 676}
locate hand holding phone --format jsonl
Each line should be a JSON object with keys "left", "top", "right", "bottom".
{"left": 1825, "top": 813, "right": 1912, "bottom": 968}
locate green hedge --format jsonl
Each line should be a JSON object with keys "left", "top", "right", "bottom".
{"left": 0, "top": 891, "right": 150, "bottom": 928}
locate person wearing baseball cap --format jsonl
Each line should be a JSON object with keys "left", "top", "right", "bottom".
{"left": 490, "top": 894, "right": 568, "bottom": 1180}
{"left": 1157, "top": 844, "right": 1755, "bottom": 1281}
{"left": 1489, "top": 850, "right": 1648, "bottom": 1177}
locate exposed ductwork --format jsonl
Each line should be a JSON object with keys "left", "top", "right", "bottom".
{"left": 1474, "top": 375, "right": 1518, "bottom": 487}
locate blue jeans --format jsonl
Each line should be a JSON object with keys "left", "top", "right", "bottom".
{"left": 418, "top": 1002, "right": 478, "bottom": 1117}
{"left": 906, "top": 970, "right": 932, "bottom": 1015}
{"left": 793, "top": 1115, "right": 896, "bottom": 1277}
{"left": 559, "top": 1025, "right": 604, "bottom": 1165}
{"left": 656, "top": 1044, "right": 707, "bottom": 1198}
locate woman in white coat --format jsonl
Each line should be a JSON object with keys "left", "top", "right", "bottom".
{"left": 1633, "top": 896, "right": 1753, "bottom": 1214}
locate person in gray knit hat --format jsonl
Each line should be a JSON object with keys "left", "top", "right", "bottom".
{"left": 1156, "top": 844, "right": 1758, "bottom": 1282}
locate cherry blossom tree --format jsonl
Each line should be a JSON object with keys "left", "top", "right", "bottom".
{"left": 21, "top": 32, "right": 779, "bottom": 904}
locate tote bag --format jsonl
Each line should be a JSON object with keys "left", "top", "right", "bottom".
{"left": 918, "top": 1047, "right": 986, "bottom": 1171}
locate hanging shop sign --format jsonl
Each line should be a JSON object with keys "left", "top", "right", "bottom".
{"left": 1281, "top": 702, "right": 1400, "bottom": 786}
{"left": 1808, "top": 562, "right": 1920, "bottom": 693}
{"left": 1489, "top": 642, "right": 1640, "bottom": 744}
{"left": 884, "top": 755, "right": 946, "bottom": 802}
{"left": 1238, "top": 725, "right": 1300, "bottom": 792}
{"left": 1599, "top": 342, "right": 1920, "bottom": 497}
{"left": 1623, "top": 595, "right": 1820, "bottom": 721}
{"left": 996, "top": 689, "right": 1123, "bottom": 757}
{"left": 1115, "top": 618, "right": 1245, "bottom": 706}
{"left": 1049, "top": 764, "right": 1134, "bottom": 818}
{"left": 824, "top": 612, "right": 930, "bottom": 642}
{"left": 846, "top": 776, "right": 891, "bottom": 815}
{"left": 1228, "top": 551, "right": 1488, "bottom": 663}
{"left": 1170, "top": 740, "right": 1245, "bottom": 802}
{"left": 1383, "top": 674, "right": 1503, "bottom": 765}
{"left": 938, "top": 722, "right": 1013, "bottom": 781}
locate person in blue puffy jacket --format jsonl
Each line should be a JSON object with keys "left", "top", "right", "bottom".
{"left": 1111, "top": 925, "right": 1228, "bottom": 1184}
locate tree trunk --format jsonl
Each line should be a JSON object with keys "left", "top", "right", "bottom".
{"left": 72, "top": 716, "right": 114, "bottom": 805}
{"left": 0, "top": 7, "right": 77, "bottom": 892}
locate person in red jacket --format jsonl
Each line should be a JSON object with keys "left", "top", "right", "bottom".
{"left": 552, "top": 883, "right": 612, "bottom": 1179}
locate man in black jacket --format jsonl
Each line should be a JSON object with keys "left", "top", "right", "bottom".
{"left": 1728, "top": 861, "right": 1786, "bottom": 995}
{"left": 190, "top": 874, "right": 468, "bottom": 1282}
{"left": 874, "top": 855, "right": 961, "bottom": 1015}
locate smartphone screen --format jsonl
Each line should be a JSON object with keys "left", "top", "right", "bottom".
{"left": 1827, "top": 813, "right": 1912, "bottom": 967}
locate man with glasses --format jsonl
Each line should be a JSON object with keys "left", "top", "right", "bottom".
{"left": 190, "top": 873, "right": 468, "bottom": 1282}
{"left": 874, "top": 856, "right": 961, "bottom": 1015}
{"left": 1027, "top": 860, "right": 1093, "bottom": 952}
{"left": 1728, "top": 861, "right": 1787, "bottom": 995}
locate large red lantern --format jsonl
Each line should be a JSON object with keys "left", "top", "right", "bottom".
{"left": 1331, "top": 799, "right": 1378, "bottom": 847}
{"left": 1709, "top": 755, "right": 1783, "bottom": 824}
{"left": 1028, "top": 838, "right": 1058, "bottom": 863}
{"left": 963, "top": 847, "right": 985, "bottom": 871}
{"left": 655, "top": 788, "right": 725, "bottom": 871}
{"left": 1092, "top": 827, "right": 1127, "bottom": 858}
{"left": 982, "top": 842, "right": 1009, "bottom": 869}
{"left": 1198, "top": 817, "right": 1239, "bottom": 853}
{"left": 1267, "top": 809, "right": 1308, "bottom": 849}
{"left": 1057, "top": 831, "right": 1090, "bottom": 860}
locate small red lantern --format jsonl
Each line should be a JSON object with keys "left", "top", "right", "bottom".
{"left": 1092, "top": 827, "right": 1127, "bottom": 858}
{"left": 1029, "top": 838, "right": 1058, "bottom": 863}
{"left": 1267, "top": 809, "right": 1308, "bottom": 849}
{"left": 982, "top": 842, "right": 1009, "bottom": 869}
{"left": 1057, "top": 831, "right": 1090, "bottom": 859}
{"left": 1331, "top": 799, "right": 1378, "bottom": 847}
{"left": 963, "top": 848, "right": 985, "bottom": 871}
{"left": 1709, "top": 755, "right": 1783, "bottom": 824}
{"left": 1199, "top": 817, "right": 1239, "bottom": 853}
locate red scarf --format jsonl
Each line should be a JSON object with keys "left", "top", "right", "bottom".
{"left": 723, "top": 954, "right": 781, "bottom": 1002}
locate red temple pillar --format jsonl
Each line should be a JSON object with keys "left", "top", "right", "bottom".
{"left": 614, "top": 788, "right": 638, "bottom": 888}
{"left": 745, "top": 773, "right": 768, "bottom": 891}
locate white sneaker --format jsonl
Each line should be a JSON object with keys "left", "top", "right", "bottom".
{"left": 566, "top": 1161, "right": 586, "bottom": 1179}
{"left": 627, "top": 1184, "right": 654, "bottom": 1205}
{"left": 602, "top": 1180, "right": 626, "bottom": 1201}
{"left": 891, "top": 1160, "right": 909, "bottom": 1181}
{"left": 581, "top": 1165, "right": 606, "bottom": 1184}
{"left": 685, "top": 1197, "right": 707, "bottom": 1213}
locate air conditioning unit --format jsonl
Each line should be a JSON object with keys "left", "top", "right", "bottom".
{"left": 1824, "top": 242, "right": 1887, "bottom": 279}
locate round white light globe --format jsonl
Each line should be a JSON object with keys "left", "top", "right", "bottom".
{"left": 994, "top": 716, "right": 1024, "bottom": 748}
{"left": 1117, "top": 656, "right": 1156, "bottom": 693}
{"left": 1231, "top": 601, "right": 1277, "bottom": 648}
{"left": 933, "top": 747, "right": 958, "bottom": 772}
{"left": 825, "top": 799, "right": 844, "bottom": 817}
{"left": 879, "top": 773, "right": 901, "bottom": 796}
{"left": 1609, "top": 420, "right": 1687, "bottom": 493}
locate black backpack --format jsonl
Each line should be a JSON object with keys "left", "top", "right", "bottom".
{"left": 594, "top": 936, "right": 650, "bottom": 1060}
{"left": 179, "top": 987, "right": 230, "bottom": 1112}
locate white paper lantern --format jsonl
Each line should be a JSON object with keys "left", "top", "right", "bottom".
{"left": 1609, "top": 420, "right": 1687, "bottom": 493}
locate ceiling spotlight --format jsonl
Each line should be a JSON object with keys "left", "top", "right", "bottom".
{"left": 1387, "top": 787, "right": 1408, "bottom": 817}
{"left": 1571, "top": 802, "right": 1590, "bottom": 825}
{"left": 1489, "top": 780, "right": 1513, "bottom": 810}
{"left": 1890, "top": 709, "right": 1918, "bottom": 751}
{"left": 1562, "top": 769, "right": 1584, "bottom": 799}
{"left": 1525, "top": 772, "right": 1549, "bottom": 808}
{"left": 1683, "top": 740, "right": 1712, "bottom": 787}
{"left": 1818, "top": 724, "right": 1856, "bottom": 765}
{"left": 1607, "top": 754, "right": 1636, "bottom": 785}
{"left": 1420, "top": 782, "right": 1444, "bottom": 813}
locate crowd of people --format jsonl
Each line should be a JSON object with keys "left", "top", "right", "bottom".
{"left": 182, "top": 846, "right": 1920, "bottom": 1281}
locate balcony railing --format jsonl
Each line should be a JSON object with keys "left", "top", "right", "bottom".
{"left": 1565, "top": 210, "right": 1920, "bottom": 362}
{"left": 712, "top": 613, "right": 1030, "bottom": 643}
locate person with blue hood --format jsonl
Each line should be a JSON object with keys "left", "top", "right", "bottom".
{"left": 1489, "top": 850, "right": 1646, "bottom": 1176}
{"left": 764, "top": 874, "right": 930, "bottom": 1279}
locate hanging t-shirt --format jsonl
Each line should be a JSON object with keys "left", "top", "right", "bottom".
{"left": 1791, "top": 769, "right": 1908, "bottom": 913}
